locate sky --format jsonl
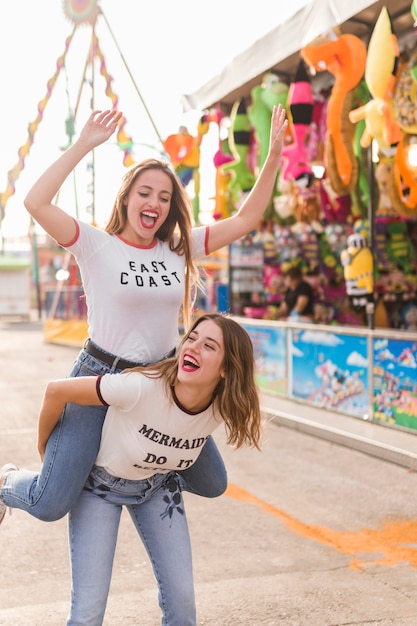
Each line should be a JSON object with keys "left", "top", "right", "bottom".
{"left": 0, "top": 0, "right": 308, "bottom": 241}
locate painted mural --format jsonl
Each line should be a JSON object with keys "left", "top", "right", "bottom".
{"left": 291, "top": 329, "right": 370, "bottom": 417}
{"left": 373, "top": 337, "right": 417, "bottom": 430}
{"left": 242, "top": 324, "right": 287, "bottom": 395}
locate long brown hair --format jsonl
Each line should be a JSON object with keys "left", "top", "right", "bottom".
{"left": 129, "top": 313, "right": 262, "bottom": 449}
{"left": 104, "top": 158, "right": 200, "bottom": 330}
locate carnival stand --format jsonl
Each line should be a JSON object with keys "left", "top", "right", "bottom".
{"left": 181, "top": 0, "right": 417, "bottom": 432}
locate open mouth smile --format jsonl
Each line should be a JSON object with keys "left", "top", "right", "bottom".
{"left": 140, "top": 210, "right": 158, "bottom": 229}
{"left": 182, "top": 354, "right": 200, "bottom": 372}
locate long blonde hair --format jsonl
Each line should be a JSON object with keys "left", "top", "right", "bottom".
{"left": 130, "top": 313, "right": 262, "bottom": 449}
{"left": 104, "top": 158, "right": 200, "bottom": 330}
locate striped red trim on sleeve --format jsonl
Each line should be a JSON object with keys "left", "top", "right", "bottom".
{"left": 96, "top": 374, "right": 109, "bottom": 406}
{"left": 204, "top": 225, "right": 210, "bottom": 255}
{"left": 57, "top": 217, "right": 80, "bottom": 248}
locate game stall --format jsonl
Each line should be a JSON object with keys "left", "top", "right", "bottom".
{"left": 181, "top": 0, "right": 417, "bottom": 432}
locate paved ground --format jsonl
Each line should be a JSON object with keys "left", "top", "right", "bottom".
{"left": 2, "top": 318, "right": 417, "bottom": 625}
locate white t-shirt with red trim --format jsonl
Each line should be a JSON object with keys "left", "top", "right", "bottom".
{"left": 63, "top": 221, "right": 209, "bottom": 362}
{"left": 95, "top": 372, "right": 223, "bottom": 480}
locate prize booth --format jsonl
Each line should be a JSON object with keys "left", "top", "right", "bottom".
{"left": 182, "top": 0, "right": 417, "bottom": 439}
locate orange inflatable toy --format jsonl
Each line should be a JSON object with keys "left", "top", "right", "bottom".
{"left": 392, "top": 135, "right": 417, "bottom": 216}
{"left": 163, "top": 118, "right": 209, "bottom": 173}
{"left": 163, "top": 117, "right": 210, "bottom": 222}
{"left": 301, "top": 30, "right": 366, "bottom": 196}
{"left": 391, "top": 49, "right": 417, "bottom": 215}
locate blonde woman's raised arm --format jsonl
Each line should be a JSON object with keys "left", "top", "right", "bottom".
{"left": 24, "top": 109, "right": 122, "bottom": 244}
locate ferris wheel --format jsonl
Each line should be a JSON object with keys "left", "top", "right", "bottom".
{"left": 0, "top": 0, "right": 164, "bottom": 227}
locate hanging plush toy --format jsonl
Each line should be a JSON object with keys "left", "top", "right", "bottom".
{"left": 164, "top": 121, "right": 206, "bottom": 182}
{"left": 318, "top": 175, "right": 352, "bottom": 223}
{"left": 280, "top": 59, "right": 314, "bottom": 188}
{"left": 373, "top": 152, "right": 417, "bottom": 218}
{"left": 301, "top": 29, "right": 367, "bottom": 196}
{"left": 249, "top": 73, "right": 289, "bottom": 170}
{"left": 306, "top": 89, "right": 329, "bottom": 164}
{"left": 348, "top": 7, "right": 403, "bottom": 153}
{"left": 340, "top": 232, "right": 374, "bottom": 310}
{"left": 213, "top": 140, "right": 234, "bottom": 221}
{"left": 374, "top": 158, "right": 397, "bottom": 218}
{"left": 350, "top": 80, "right": 371, "bottom": 218}
{"left": 223, "top": 99, "right": 256, "bottom": 206}
{"left": 163, "top": 117, "right": 210, "bottom": 222}
{"left": 203, "top": 108, "right": 235, "bottom": 220}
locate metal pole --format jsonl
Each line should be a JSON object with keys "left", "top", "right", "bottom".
{"left": 366, "top": 143, "right": 375, "bottom": 330}
{"left": 99, "top": 7, "right": 165, "bottom": 146}
{"left": 30, "top": 219, "right": 43, "bottom": 320}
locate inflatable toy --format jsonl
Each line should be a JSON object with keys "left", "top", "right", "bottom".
{"left": 306, "top": 90, "right": 328, "bottom": 164}
{"left": 350, "top": 81, "right": 371, "bottom": 218}
{"left": 392, "top": 134, "right": 417, "bottom": 216}
{"left": 302, "top": 30, "right": 366, "bottom": 196}
{"left": 163, "top": 116, "right": 210, "bottom": 222}
{"left": 199, "top": 108, "right": 235, "bottom": 221}
{"left": 223, "top": 99, "right": 256, "bottom": 204}
{"left": 349, "top": 7, "right": 403, "bottom": 152}
{"left": 280, "top": 60, "right": 314, "bottom": 187}
{"left": 412, "top": 0, "right": 417, "bottom": 25}
{"left": 249, "top": 73, "right": 289, "bottom": 170}
{"left": 213, "top": 137, "right": 234, "bottom": 220}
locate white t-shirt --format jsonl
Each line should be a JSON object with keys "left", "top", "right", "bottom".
{"left": 63, "top": 221, "right": 208, "bottom": 362}
{"left": 95, "top": 372, "right": 223, "bottom": 480}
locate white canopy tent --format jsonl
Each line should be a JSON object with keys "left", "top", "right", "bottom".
{"left": 181, "top": 0, "right": 414, "bottom": 112}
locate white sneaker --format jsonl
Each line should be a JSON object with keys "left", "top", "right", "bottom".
{"left": 0, "top": 463, "right": 19, "bottom": 526}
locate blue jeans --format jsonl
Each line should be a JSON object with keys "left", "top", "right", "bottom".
{"left": 67, "top": 467, "right": 195, "bottom": 626}
{"left": 1, "top": 343, "right": 227, "bottom": 521}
